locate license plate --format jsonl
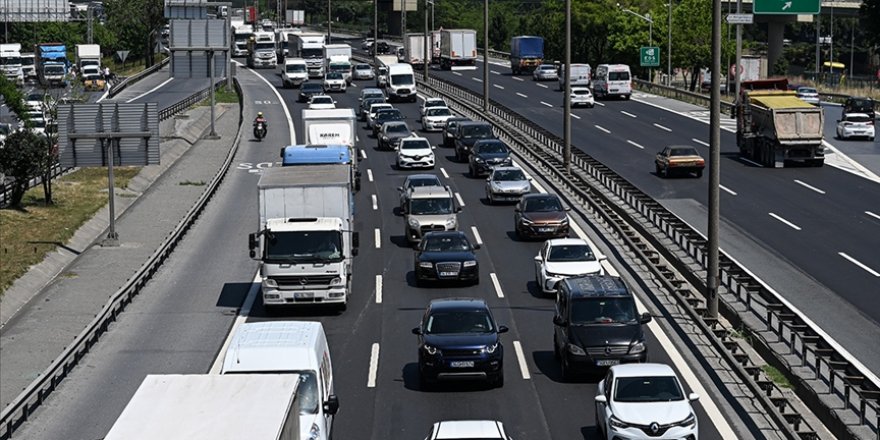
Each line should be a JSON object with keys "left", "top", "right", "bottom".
{"left": 450, "top": 361, "right": 474, "bottom": 368}
{"left": 295, "top": 292, "right": 314, "bottom": 299}
{"left": 596, "top": 359, "right": 620, "bottom": 367}
{"left": 539, "top": 227, "right": 555, "bottom": 232}
{"left": 440, "top": 271, "right": 457, "bottom": 277}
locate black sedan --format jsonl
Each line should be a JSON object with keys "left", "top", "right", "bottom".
{"left": 414, "top": 231, "right": 480, "bottom": 286}
{"left": 298, "top": 82, "right": 324, "bottom": 103}
{"left": 372, "top": 108, "right": 405, "bottom": 136}
{"left": 468, "top": 139, "right": 513, "bottom": 177}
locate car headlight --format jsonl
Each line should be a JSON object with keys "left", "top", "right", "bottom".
{"left": 546, "top": 272, "right": 563, "bottom": 279}
{"left": 263, "top": 278, "right": 278, "bottom": 288}
{"left": 408, "top": 218, "right": 420, "bottom": 228}
{"left": 308, "top": 423, "right": 321, "bottom": 440}
{"left": 423, "top": 344, "right": 438, "bottom": 355}
{"left": 474, "top": 157, "right": 484, "bottom": 163}
{"left": 520, "top": 217, "right": 534, "bottom": 225}
{"left": 445, "top": 217, "right": 457, "bottom": 228}
{"left": 674, "top": 413, "right": 696, "bottom": 428}
{"left": 503, "top": 157, "right": 512, "bottom": 164}
{"left": 629, "top": 341, "right": 646, "bottom": 354}
{"left": 330, "top": 277, "right": 343, "bottom": 285}
{"left": 419, "top": 261, "right": 433, "bottom": 268}
{"left": 567, "top": 343, "right": 585, "bottom": 356}
{"left": 560, "top": 217, "right": 569, "bottom": 225}
{"left": 609, "top": 415, "right": 631, "bottom": 430}
{"left": 463, "top": 260, "right": 477, "bottom": 267}
{"left": 483, "top": 342, "right": 499, "bottom": 354}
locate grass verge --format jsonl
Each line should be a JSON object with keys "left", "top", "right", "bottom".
{"left": 0, "top": 167, "right": 141, "bottom": 295}
{"left": 197, "top": 85, "right": 239, "bottom": 106}
{"left": 761, "top": 364, "right": 792, "bottom": 389}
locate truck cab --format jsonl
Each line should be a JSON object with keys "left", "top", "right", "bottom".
{"left": 248, "top": 31, "right": 277, "bottom": 68}
{"left": 232, "top": 25, "right": 253, "bottom": 57}
{"left": 386, "top": 63, "right": 417, "bottom": 103}
{"left": 0, "top": 44, "right": 24, "bottom": 85}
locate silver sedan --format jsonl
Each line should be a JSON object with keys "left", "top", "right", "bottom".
{"left": 533, "top": 64, "right": 558, "bottom": 81}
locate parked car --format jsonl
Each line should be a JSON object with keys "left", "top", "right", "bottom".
{"left": 414, "top": 231, "right": 480, "bottom": 286}
{"left": 485, "top": 167, "right": 530, "bottom": 204}
{"left": 298, "top": 82, "right": 325, "bottom": 102}
{"left": 443, "top": 117, "right": 470, "bottom": 148}
{"left": 534, "top": 238, "right": 606, "bottom": 294}
{"left": 454, "top": 121, "right": 495, "bottom": 162}
{"left": 404, "top": 185, "right": 459, "bottom": 244}
{"left": 352, "top": 63, "right": 375, "bottom": 80}
{"left": 379, "top": 120, "right": 413, "bottom": 150}
{"left": 308, "top": 95, "right": 337, "bottom": 109}
{"left": 514, "top": 193, "right": 570, "bottom": 240}
{"left": 655, "top": 146, "right": 705, "bottom": 178}
{"left": 323, "top": 71, "right": 347, "bottom": 93}
{"left": 468, "top": 139, "right": 512, "bottom": 177}
{"left": 372, "top": 108, "right": 405, "bottom": 136}
{"left": 570, "top": 87, "right": 594, "bottom": 108}
{"left": 795, "top": 86, "right": 820, "bottom": 105}
{"left": 398, "top": 174, "right": 444, "bottom": 213}
{"left": 533, "top": 64, "right": 558, "bottom": 81}
{"left": 843, "top": 96, "right": 876, "bottom": 121}
{"left": 836, "top": 113, "right": 875, "bottom": 141}
{"left": 366, "top": 103, "right": 394, "bottom": 128}
{"left": 424, "top": 421, "right": 512, "bottom": 440}
{"left": 596, "top": 364, "right": 700, "bottom": 440}
{"left": 397, "top": 136, "right": 435, "bottom": 169}
{"left": 412, "top": 298, "right": 508, "bottom": 388}
{"left": 422, "top": 107, "right": 454, "bottom": 132}
{"left": 553, "top": 275, "right": 652, "bottom": 380}
{"left": 420, "top": 97, "right": 447, "bottom": 116}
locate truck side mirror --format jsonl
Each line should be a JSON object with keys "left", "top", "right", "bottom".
{"left": 352, "top": 231, "right": 360, "bottom": 248}
{"left": 279, "top": 148, "right": 285, "bottom": 157}
{"left": 323, "top": 395, "right": 340, "bottom": 415}
{"left": 248, "top": 233, "right": 258, "bottom": 258}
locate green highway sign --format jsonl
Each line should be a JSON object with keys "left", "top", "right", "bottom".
{"left": 754, "top": 0, "right": 820, "bottom": 15}
{"left": 640, "top": 47, "right": 660, "bottom": 67}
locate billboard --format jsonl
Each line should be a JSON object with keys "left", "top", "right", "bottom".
{"left": 1, "top": 0, "right": 70, "bottom": 22}
{"left": 286, "top": 9, "right": 304, "bottom": 25}
{"left": 392, "top": 0, "right": 418, "bottom": 12}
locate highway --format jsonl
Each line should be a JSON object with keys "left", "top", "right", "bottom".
{"left": 10, "top": 61, "right": 762, "bottom": 439}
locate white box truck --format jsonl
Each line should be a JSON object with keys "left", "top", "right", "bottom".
{"left": 232, "top": 24, "right": 254, "bottom": 57}
{"left": 104, "top": 374, "right": 326, "bottom": 440}
{"left": 405, "top": 33, "right": 426, "bottom": 69}
{"left": 291, "top": 33, "right": 326, "bottom": 77}
{"left": 0, "top": 44, "right": 24, "bottom": 85}
{"left": 75, "top": 44, "right": 101, "bottom": 70}
{"left": 439, "top": 29, "right": 477, "bottom": 70}
{"left": 301, "top": 108, "right": 361, "bottom": 189}
{"left": 249, "top": 166, "right": 358, "bottom": 312}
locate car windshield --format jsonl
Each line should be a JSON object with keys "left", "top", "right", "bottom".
{"left": 475, "top": 142, "right": 507, "bottom": 154}
{"left": 614, "top": 376, "right": 685, "bottom": 402}
{"left": 356, "top": 64, "right": 371, "bottom": 70}
{"left": 401, "top": 139, "right": 430, "bottom": 150}
{"left": 27, "top": 93, "right": 42, "bottom": 102}
{"left": 255, "top": 42, "right": 274, "bottom": 50}
{"left": 425, "top": 310, "right": 494, "bottom": 334}
{"left": 539, "top": 65, "right": 554, "bottom": 71}
{"left": 570, "top": 298, "right": 638, "bottom": 325}
{"left": 410, "top": 197, "right": 453, "bottom": 215}
{"left": 364, "top": 92, "right": 384, "bottom": 100}
{"left": 303, "top": 84, "right": 322, "bottom": 92}
{"left": 371, "top": 105, "right": 392, "bottom": 114}
{"left": 423, "top": 235, "right": 471, "bottom": 252}
{"left": 845, "top": 115, "right": 872, "bottom": 123}
{"left": 609, "top": 71, "right": 630, "bottom": 81}
{"left": 311, "top": 96, "right": 332, "bottom": 104}
{"left": 391, "top": 73, "right": 414, "bottom": 85}
{"left": 524, "top": 197, "right": 563, "bottom": 212}
{"left": 264, "top": 230, "right": 344, "bottom": 263}
{"left": 426, "top": 108, "right": 451, "bottom": 117}
{"left": 462, "top": 125, "right": 493, "bottom": 139}
{"left": 378, "top": 110, "right": 403, "bottom": 121}
{"left": 670, "top": 147, "right": 699, "bottom": 157}
{"left": 326, "top": 72, "right": 343, "bottom": 80}
{"left": 286, "top": 64, "right": 306, "bottom": 72}
{"left": 548, "top": 244, "right": 594, "bottom": 262}
{"left": 492, "top": 169, "right": 526, "bottom": 181}
{"left": 798, "top": 87, "right": 817, "bottom": 94}
{"left": 386, "top": 123, "right": 410, "bottom": 134}
{"left": 426, "top": 100, "right": 445, "bottom": 107}
{"left": 406, "top": 177, "right": 442, "bottom": 188}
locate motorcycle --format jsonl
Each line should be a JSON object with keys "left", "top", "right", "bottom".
{"left": 253, "top": 121, "right": 266, "bottom": 141}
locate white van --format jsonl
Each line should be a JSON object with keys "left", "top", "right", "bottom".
{"left": 222, "top": 321, "right": 337, "bottom": 440}
{"left": 557, "top": 63, "right": 591, "bottom": 91}
{"left": 386, "top": 63, "right": 417, "bottom": 103}
{"left": 592, "top": 64, "right": 632, "bottom": 100}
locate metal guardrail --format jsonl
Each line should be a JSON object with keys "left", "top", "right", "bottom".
{"left": 0, "top": 78, "right": 245, "bottom": 440}
{"left": 107, "top": 57, "right": 170, "bottom": 99}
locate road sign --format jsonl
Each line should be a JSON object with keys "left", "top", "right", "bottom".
{"left": 640, "top": 47, "right": 660, "bottom": 67}
{"left": 116, "top": 50, "right": 130, "bottom": 63}
{"left": 725, "top": 13, "right": 754, "bottom": 24}
{"left": 754, "top": 0, "right": 820, "bottom": 15}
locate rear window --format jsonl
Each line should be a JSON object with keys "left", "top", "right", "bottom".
{"left": 845, "top": 115, "right": 872, "bottom": 123}
{"left": 609, "top": 71, "right": 630, "bottom": 81}
{"left": 847, "top": 99, "right": 874, "bottom": 111}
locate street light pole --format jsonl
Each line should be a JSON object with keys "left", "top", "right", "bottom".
{"left": 563, "top": 0, "right": 571, "bottom": 173}
{"left": 708, "top": 0, "right": 722, "bottom": 319}
{"left": 667, "top": 0, "right": 672, "bottom": 85}
{"left": 327, "top": 0, "right": 332, "bottom": 44}
{"left": 424, "top": 0, "right": 429, "bottom": 83}
{"left": 482, "top": 0, "right": 488, "bottom": 111}
{"left": 373, "top": 0, "right": 378, "bottom": 62}
{"left": 621, "top": 8, "right": 654, "bottom": 81}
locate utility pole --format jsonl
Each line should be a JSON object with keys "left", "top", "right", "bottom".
{"left": 482, "top": 0, "right": 488, "bottom": 111}
{"left": 667, "top": 0, "right": 672, "bottom": 85}
{"left": 563, "top": 0, "right": 571, "bottom": 173}
{"left": 815, "top": 13, "right": 821, "bottom": 78}
{"left": 402, "top": 0, "right": 407, "bottom": 39}
{"left": 708, "top": 0, "right": 722, "bottom": 319}
{"left": 734, "top": 0, "right": 743, "bottom": 100}
{"left": 327, "top": 0, "right": 332, "bottom": 44}
{"left": 424, "top": 0, "right": 429, "bottom": 83}
{"left": 373, "top": 0, "right": 378, "bottom": 62}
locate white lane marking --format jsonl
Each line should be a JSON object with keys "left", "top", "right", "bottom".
{"left": 375, "top": 275, "right": 383, "bottom": 303}
{"left": 540, "top": 101, "right": 553, "bottom": 108}
{"left": 453, "top": 72, "right": 462, "bottom": 76}
{"left": 536, "top": 83, "right": 548, "bottom": 89}
{"left": 512, "top": 76, "right": 524, "bottom": 82}
{"left": 440, "top": 167, "right": 450, "bottom": 179}
{"left": 490, "top": 273, "right": 504, "bottom": 298}
{"left": 793, "top": 179, "right": 826, "bottom": 195}
{"left": 692, "top": 138, "right": 710, "bottom": 147}
{"left": 627, "top": 140, "right": 645, "bottom": 149}
{"left": 455, "top": 192, "right": 465, "bottom": 207}
{"left": 371, "top": 194, "right": 378, "bottom": 210}
{"left": 125, "top": 77, "right": 174, "bottom": 103}
{"left": 251, "top": 68, "right": 296, "bottom": 144}
{"left": 513, "top": 341, "right": 531, "bottom": 379}
{"left": 594, "top": 101, "right": 605, "bottom": 107}
{"left": 361, "top": 149, "right": 368, "bottom": 159}
{"left": 838, "top": 252, "right": 880, "bottom": 277}
{"left": 571, "top": 114, "right": 581, "bottom": 120}
{"left": 350, "top": 83, "right": 358, "bottom": 88}
{"left": 620, "top": 110, "right": 637, "bottom": 118}
{"left": 595, "top": 125, "right": 610, "bottom": 134}
{"left": 367, "top": 343, "right": 380, "bottom": 387}
{"left": 470, "top": 226, "right": 483, "bottom": 246}
{"left": 739, "top": 157, "right": 763, "bottom": 168}
{"left": 96, "top": 88, "right": 110, "bottom": 102}
{"left": 490, "top": 70, "right": 501, "bottom": 75}
{"left": 769, "top": 213, "right": 802, "bottom": 231}
{"left": 653, "top": 123, "right": 672, "bottom": 132}
{"left": 472, "top": 77, "right": 483, "bottom": 83}
{"left": 719, "top": 185, "right": 738, "bottom": 196}
{"left": 209, "top": 273, "right": 261, "bottom": 374}
{"left": 866, "top": 211, "right": 880, "bottom": 221}
{"left": 493, "top": 84, "right": 505, "bottom": 90}
{"left": 367, "top": 169, "right": 374, "bottom": 182}
{"left": 374, "top": 228, "right": 381, "bottom": 248}
{"left": 516, "top": 92, "right": 528, "bottom": 98}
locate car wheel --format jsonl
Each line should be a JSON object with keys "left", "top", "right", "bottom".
{"left": 469, "top": 165, "right": 475, "bottom": 177}
{"left": 655, "top": 164, "right": 662, "bottom": 175}
{"left": 472, "top": 276, "right": 480, "bottom": 286}
{"left": 696, "top": 169, "right": 703, "bottom": 178}
{"left": 419, "top": 371, "right": 433, "bottom": 391}
{"left": 492, "top": 372, "right": 504, "bottom": 388}
{"left": 560, "top": 354, "right": 573, "bottom": 382}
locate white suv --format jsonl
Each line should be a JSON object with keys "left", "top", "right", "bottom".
{"left": 424, "top": 420, "right": 512, "bottom": 440}
{"left": 396, "top": 136, "right": 435, "bottom": 169}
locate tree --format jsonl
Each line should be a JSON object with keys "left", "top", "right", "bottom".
{"left": 0, "top": 131, "right": 49, "bottom": 209}
{"left": 103, "top": 0, "right": 165, "bottom": 60}
{"left": 861, "top": 0, "right": 880, "bottom": 49}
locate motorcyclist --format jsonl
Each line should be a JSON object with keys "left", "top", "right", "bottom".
{"left": 253, "top": 112, "right": 267, "bottom": 138}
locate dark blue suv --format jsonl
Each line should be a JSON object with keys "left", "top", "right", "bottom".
{"left": 412, "top": 298, "right": 508, "bottom": 389}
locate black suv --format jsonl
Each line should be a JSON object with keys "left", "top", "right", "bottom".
{"left": 443, "top": 117, "right": 470, "bottom": 148}
{"left": 372, "top": 108, "right": 405, "bottom": 136}
{"left": 552, "top": 275, "right": 652, "bottom": 381}
{"left": 843, "top": 96, "right": 876, "bottom": 121}
{"left": 414, "top": 231, "right": 480, "bottom": 286}
{"left": 468, "top": 139, "right": 512, "bottom": 177}
{"left": 454, "top": 121, "right": 495, "bottom": 162}
{"left": 412, "top": 298, "right": 508, "bottom": 389}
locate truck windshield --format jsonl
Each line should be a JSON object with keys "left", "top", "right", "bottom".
{"left": 302, "top": 48, "right": 323, "bottom": 59}
{"left": 391, "top": 74, "right": 414, "bottom": 86}
{"left": 329, "top": 63, "right": 350, "bottom": 73}
{"left": 410, "top": 198, "right": 453, "bottom": 215}
{"left": 255, "top": 42, "right": 274, "bottom": 50}
{"left": 265, "top": 230, "right": 344, "bottom": 263}
{"left": 1, "top": 57, "right": 21, "bottom": 65}
{"left": 21, "top": 57, "right": 34, "bottom": 66}
{"left": 81, "top": 60, "right": 99, "bottom": 68}
{"left": 45, "top": 66, "right": 64, "bottom": 75}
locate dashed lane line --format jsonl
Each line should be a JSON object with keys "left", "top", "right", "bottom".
{"left": 440, "top": 167, "right": 450, "bottom": 178}
{"left": 516, "top": 92, "right": 528, "bottom": 98}
{"left": 620, "top": 110, "right": 637, "bottom": 118}
{"left": 595, "top": 125, "right": 610, "bottom": 134}
{"left": 371, "top": 194, "right": 378, "bottom": 210}
{"left": 627, "top": 140, "right": 644, "bottom": 149}
{"left": 472, "top": 77, "right": 483, "bottom": 83}
{"left": 512, "top": 76, "right": 524, "bottom": 82}
{"left": 536, "top": 83, "right": 548, "bottom": 89}
{"left": 471, "top": 226, "right": 483, "bottom": 246}
{"left": 769, "top": 213, "right": 802, "bottom": 231}
{"left": 653, "top": 123, "right": 672, "bottom": 132}
{"left": 794, "top": 179, "right": 826, "bottom": 195}
{"left": 867, "top": 211, "right": 880, "bottom": 221}
{"left": 571, "top": 114, "right": 581, "bottom": 120}
{"left": 513, "top": 341, "right": 531, "bottom": 379}
{"left": 540, "top": 101, "right": 553, "bottom": 108}
{"left": 367, "top": 169, "right": 374, "bottom": 182}
{"left": 374, "top": 228, "right": 381, "bottom": 248}
{"left": 838, "top": 252, "right": 880, "bottom": 277}
{"left": 493, "top": 84, "right": 505, "bottom": 90}
{"left": 691, "top": 138, "right": 709, "bottom": 147}
{"left": 367, "top": 343, "right": 380, "bottom": 387}
{"left": 720, "top": 185, "right": 738, "bottom": 196}
{"left": 455, "top": 192, "right": 465, "bottom": 207}
{"left": 490, "top": 273, "right": 504, "bottom": 298}
{"left": 375, "top": 275, "right": 383, "bottom": 303}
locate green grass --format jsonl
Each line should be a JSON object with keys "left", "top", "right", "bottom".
{"left": 197, "top": 85, "right": 239, "bottom": 106}
{"left": 0, "top": 167, "right": 141, "bottom": 295}
{"left": 761, "top": 364, "right": 792, "bottom": 389}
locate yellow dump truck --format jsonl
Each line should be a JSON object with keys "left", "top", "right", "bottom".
{"left": 736, "top": 83, "right": 825, "bottom": 168}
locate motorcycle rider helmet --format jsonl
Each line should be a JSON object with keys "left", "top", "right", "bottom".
{"left": 257, "top": 112, "right": 263, "bottom": 118}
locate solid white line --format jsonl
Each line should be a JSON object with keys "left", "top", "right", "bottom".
{"left": 470, "top": 226, "right": 483, "bottom": 246}
{"left": 516, "top": 92, "right": 528, "bottom": 98}
{"left": 627, "top": 140, "right": 644, "bottom": 149}
{"left": 691, "top": 138, "right": 710, "bottom": 147}
{"left": 361, "top": 149, "right": 368, "bottom": 159}
{"left": 209, "top": 273, "right": 261, "bottom": 374}
{"left": 440, "top": 167, "right": 450, "bottom": 179}
{"left": 540, "top": 101, "right": 553, "bottom": 108}
{"left": 375, "top": 275, "right": 383, "bottom": 303}
{"left": 620, "top": 110, "right": 637, "bottom": 118}
{"left": 455, "top": 192, "right": 465, "bottom": 207}
{"left": 571, "top": 114, "right": 581, "bottom": 120}
{"left": 472, "top": 77, "right": 483, "bottom": 83}
{"left": 536, "top": 83, "right": 548, "bottom": 89}
{"left": 367, "top": 169, "right": 374, "bottom": 182}
{"left": 653, "top": 123, "right": 672, "bottom": 132}
{"left": 769, "top": 213, "right": 802, "bottom": 231}
{"left": 367, "top": 343, "right": 380, "bottom": 387}
{"left": 719, "top": 185, "right": 738, "bottom": 196}
{"left": 125, "top": 77, "right": 174, "bottom": 103}
{"left": 594, "top": 101, "right": 605, "bottom": 107}
{"left": 490, "top": 273, "right": 504, "bottom": 298}
{"left": 512, "top": 76, "right": 524, "bottom": 82}
{"left": 838, "top": 252, "right": 880, "bottom": 277}
{"left": 250, "top": 68, "right": 296, "bottom": 144}
{"left": 490, "top": 70, "right": 501, "bottom": 75}
{"left": 793, "top": 179, "right": 826, "bottom": 195}
{"left": 595, "top": 125, "right": 610, "bottom": 134}
{"left": 374, "top": 228, "right": 381, "bottom": 248}
{"left": 513, "top": 341, "right": 531, "bottom": 379}
{"left": 453, "top": 72, "right": 462, "bottom": 76}
{"left": 493, "top": 84, "right": 504, "bottom": 90}
{"left": 866, "top": 211, "right": 880, "bottom": 221}
{"left": 96, "top": 88, "right": 110, "bottom": 102}
{"left": 371, "top": 194, "right": 378, "bottom": 210}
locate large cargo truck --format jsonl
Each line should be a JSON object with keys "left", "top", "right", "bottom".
{"left": 35, "top": 43, "right": 68, "bottom": 87}
{"left": 232, "top": 24, "right": 254, "bottom": 57}
{"left": 404, "top": 33, "right": 426, "bottom": 69}
{"left": 104, "top": 374, "right": 313, "bottom": 440}
{"left": 439, "top": 29, "right": 477, "bottom": 70}
{"left": 291, "top": 33, "right": 326, "bottom": 78}
{"left": 736, "top": 79, "right": 825, "bottom": 168}
{"left": 74, "top": 44, "right": 101, "bottom": 70}
{"left": 509, "top": 36, "right": 544, "bottom": 75}
{"left": 431, "top": 30, "right": 441, "bottom": 65}
{"left": 280, "top": 144, "right": 358, "bottom": 191}
{"left": 323, "top": 44, "right": 352, "bottom": 83}
{"left": 249, "top": 166, "right": 358, "bottom": 311}
{"left": 248, "top": 30, "right": 277, "bottom": 68}
{"left": 0, "top": 44, "right": 24, "bottom": 85}
{"left": 301, "top": 108, "right": 361, "bottom": 189}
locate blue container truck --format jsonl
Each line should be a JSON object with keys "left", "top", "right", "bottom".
{"left": 36, "top": 43, "right": 68, "bottom": 87}
{"left": 509, "top": 36, "right": 544, "bottom": 75}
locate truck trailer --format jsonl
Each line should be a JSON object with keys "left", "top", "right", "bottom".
{"left": 509, "top": 36, "right": 544, "bottom": 75}
{"left": 301, "top": 108, "right": 361, "bottom": 189}
{"left": 405, "top": 33, "right": 426, "bottom": 69}
{"left": 439, "top": 29, "right": 477, "bottom": 70}
{"left": 323, "top": 44, "right": 352, "bottom": 83}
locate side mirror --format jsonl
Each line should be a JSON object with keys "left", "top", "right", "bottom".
{"left": 431, "top": 145, "right": 436, "bottom": 150}
{"left": 358, "top": 97, "right": 363, "bottom": 101}
{"left": 497, "top": 325, "right": 509, "bottom": 334}
{"left": 455, "top": 206, "right": 462, "bottom": 213}
{"left": 639, "top": 312, "right": 653, "bottom": 324}
{"left": 553, "top": 316, "right": 568, "bottom": 327}
{"left": 411, "top": 327, "right": 422, "bottom": 335}
{"left": 485, "top": 178, "right": 490, "bottom": 182}
{"left": 352, "top": 231, "right": 360, "bottom": 248}
{"left": 565, "top": 207, "right": 572, "bottom": 211}
{"left": 597, "top": 253, "right": 608, "bottom": 261}
{"left": 595, "top": 395, "right": 607, "bottom": 404}
{"left": 351, "top": 247, "right": 359, "bottom": 256}
{"left": 688, "top": 393, "right": 700, "bottom": 402}
{"left": 397, "top": 186, "right": 404, "bottom": 192}
{"left": 533, "top": 255, "right": 542, "bottom": 263}
{"left": 514, "top": 207, "right": 521, "bottom": 212}
{"left": 323, "top": 395, "right": 340, "bottom": 415}
{"left": 248, "top": 233, "right": 258, "bottom": 259}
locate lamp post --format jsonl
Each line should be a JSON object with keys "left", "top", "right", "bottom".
{"left": 621, "top": 7, "right": 654, "bottom": 81}
{"left": 482, "top": 0, "right": 488, "bottom": 111}
{"left": 424, "top": 0, "right": 429, "bottom": 82}
{"left": 667, "top": 1, "right": 672, "bottom": 85}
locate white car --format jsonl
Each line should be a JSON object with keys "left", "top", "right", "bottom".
{"left": 366, "top": 103, "right": 394, "bottom": 128}
{"left": 836, "top": 113, "right": 875, "bottom": 141}
{"left": 533, "top": 64, "right": 558, "bottom": 81}
{"left": 534, "top": 238, "right": 606, "bottom": 294}
{"left": 420, "top": 97, "right": 447, "bottom": 116}
{"left": 570, "top": 87, "right": 595, "bottom": 108}
{"left": 24, "top": 93, "right": 44, "bottom": 112}
{"left": 397, "top": 136, "right": 435, "bottom": 169}
{"left": 322, "top": 71, "right": 347, "bottom": 93}
{"left": 308, "top": 95, "right": 337, "bottom": 109}
{"left": 352, "top": 63, "right": 375, "bottom": 80}
{"left": 596, "top": 363, "right": 700, "bottom": 440}
{"left": 361, "top": 38, "right": 374, "bottom": 51}
{"left": 796, "top": 86, "right": 820, "bottom": 105}
{"left": 425, "top": 420, "right": 512, "bottom": 440}
{"left": 422, "top": 107, "right": 454, "bottom": 132}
